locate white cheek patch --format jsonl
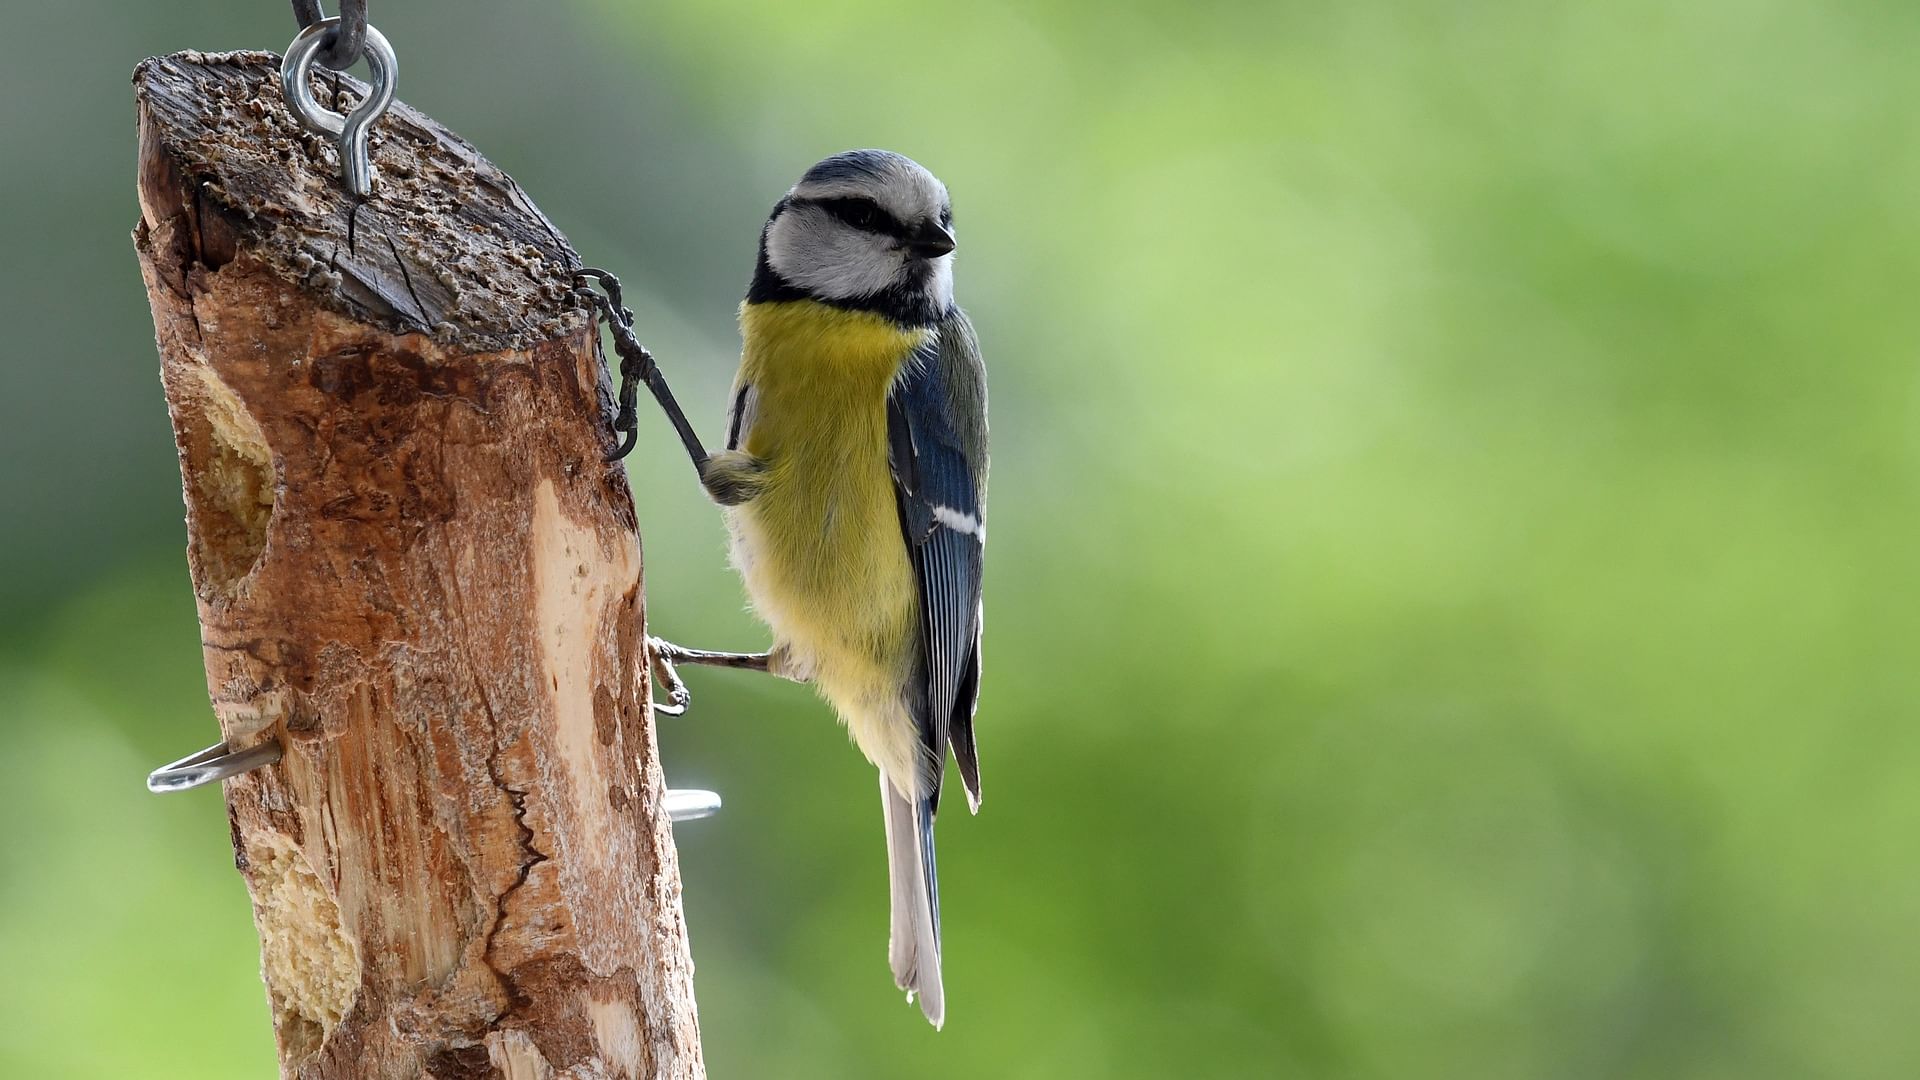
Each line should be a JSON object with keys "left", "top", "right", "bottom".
{"left": 932, "top": 504, "right": 985, "bottom": 543}
{"left": 766, "top": 207, "right": 905, "bottom": 302}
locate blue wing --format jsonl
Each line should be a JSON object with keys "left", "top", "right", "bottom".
{"left": 888, "top": 311, "right": 988, "bottom": 813}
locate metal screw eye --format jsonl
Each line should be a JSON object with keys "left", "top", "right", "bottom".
{"left": 279, "top": 17, "right": 398, "bottom": 196}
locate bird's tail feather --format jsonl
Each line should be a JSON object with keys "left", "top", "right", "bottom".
{"left": 882, "top": 771, "right": 944, "bottom": 1028}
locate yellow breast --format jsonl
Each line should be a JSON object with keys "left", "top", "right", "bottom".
{"left": 727, "top": 301, "right": 930, "bottom": 763}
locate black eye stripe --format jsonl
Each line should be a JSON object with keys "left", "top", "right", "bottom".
{"left": 811, "top": 196, "right": 911, "bottom": 238}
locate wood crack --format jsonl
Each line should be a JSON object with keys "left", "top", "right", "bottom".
{"left": 383, "top": 226, "right": 431, "bottom": 328}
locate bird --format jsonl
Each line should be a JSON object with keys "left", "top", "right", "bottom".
{"left": 654, "top": 149, "right": 987, "bottom": 1028}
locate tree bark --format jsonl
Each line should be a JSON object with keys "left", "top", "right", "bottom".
{"left": 131, "top": 51, "right": 704, "bottom": 1079}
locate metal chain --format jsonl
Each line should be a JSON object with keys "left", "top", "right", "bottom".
{"left": 291, "top": 0, "right": 367, "bottom": 71}
{"left": 572, "top": 269, "right": 710, "bottom": 466}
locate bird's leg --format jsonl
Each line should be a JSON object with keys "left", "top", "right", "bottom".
{"left": 654, "top": 639, "right": 778, "bottom": 674}
{"left": 647, "top": 637, "right": 801, "bottom": 716}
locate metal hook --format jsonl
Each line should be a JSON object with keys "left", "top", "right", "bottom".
{"left": 147, "top": 739, "right": 283, "bottom": 793}
{"left": 148, "top": 737, "right": 718, "bottom": 823}
{"left": 665, "top": 789, "right": 723, "bottom": 823}
{"left": 280, "top": 17, "right": 398, "bottom": 196}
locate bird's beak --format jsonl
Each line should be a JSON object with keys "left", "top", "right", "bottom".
{"left": 908, "top": 220, "right": 957, "bottom": 258}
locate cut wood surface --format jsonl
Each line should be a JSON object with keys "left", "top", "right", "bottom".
{"left": 132, "top": 50, "right": 703, "bottom": 1079}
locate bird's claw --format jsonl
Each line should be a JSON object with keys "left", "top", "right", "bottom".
{"left": 648, "top": 636, "right": 692, "bottom": 716}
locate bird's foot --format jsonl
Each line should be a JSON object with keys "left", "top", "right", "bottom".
{"left": 698, "top": 450, "right": 769, "bottom": 506}
{"left": 647, "top": 637, "right": 794, "bottom": 716}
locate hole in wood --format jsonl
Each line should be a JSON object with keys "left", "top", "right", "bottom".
{"left": 246, "top": 833, "right": 361, "bottom": 1064}
{"left": 178, "top": 366, "right": 276, "bottom": 595}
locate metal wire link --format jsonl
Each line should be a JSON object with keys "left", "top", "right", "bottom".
{"left": 573, "top": 268, "right": 710, "bottom": 466}
{"left": 291, "top": 0, "right": 367, "bottom": 71}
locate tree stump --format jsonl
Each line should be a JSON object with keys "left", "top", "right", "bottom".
{"left": 131, "top": 50, "right": 704, "bottom": 1078}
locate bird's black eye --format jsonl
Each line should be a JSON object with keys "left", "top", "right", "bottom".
{"left": 940, "top": 207, "right": 953, "bottom": 228}
{"left": 819, "top": 196, "right": 891, "bottom": 234}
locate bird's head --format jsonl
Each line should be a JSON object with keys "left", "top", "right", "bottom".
{"left": 755, "top": 150, "right": 956, "bottom": 324}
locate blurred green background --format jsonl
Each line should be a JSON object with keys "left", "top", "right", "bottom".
{"left": 4, "top": 0, "right": 1918, "bottom": 1076}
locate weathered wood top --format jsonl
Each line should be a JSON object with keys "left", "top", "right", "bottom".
{"left": 134, "top": 50, "right": 585, "bottom": 351}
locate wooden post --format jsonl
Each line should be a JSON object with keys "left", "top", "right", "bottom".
{"left": 131, "top": 51, "right": 704, "bottom": 1078}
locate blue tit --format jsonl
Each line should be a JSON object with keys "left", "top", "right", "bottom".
{"left": 662, "top": 149, "right": 986, "bottom": 1028}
